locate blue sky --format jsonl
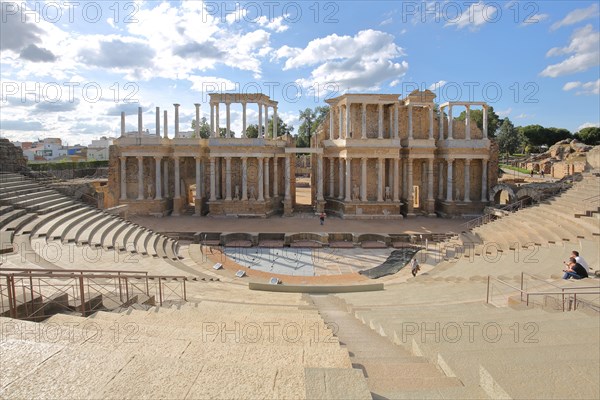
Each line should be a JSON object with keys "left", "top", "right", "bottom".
{"left": 0, "top": 0, "right": 599, "bottom": 145}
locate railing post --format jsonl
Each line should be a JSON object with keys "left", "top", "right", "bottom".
{"left": 520, "top": 272, "right": 524, "bottom": 302}
{"left": 79, "top": 276, "right": 86, "bottom": 316}
{"left": 562, "top": 289, "right": 565, "bottom": 312}
{"left": 8, "top": 275, "right": 17, "bottom": 319}
{"left": 125, "top": 277, "right": 129, "bottom": 302}
{"left": 158, "top": 279, "right": 163, "bottom": 306}
{"left": 486, "top": 276, "right": 490, "bottom": 304}
{"left": 183, "top": 279, "right": 187, "bottom": 301}
{"left": 573, "top": 294, "right": 577, "bottom": 311}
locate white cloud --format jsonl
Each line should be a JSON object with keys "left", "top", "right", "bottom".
{"left": 445, "top": 1, "right": 498, "bottom": 31}
{"left": 188, "top": 76, "right": 240, "bottom": 93}
{"left": 515, "top": 113, "right": 532, "bottom": 119}
{"left": 551, "top": 4, "right": 599, "bottom": 30}
{"left": 563, "top": 79, "right": 600, "bottom": 95}
{"left": 390, "top": 79, "right": 400, "bottom": 87}
{"left": 496, "top": 108, "right": 512, "bottom": 117}
{"left": 257, "top": 15, "right": 289, "bottom": 32}
{"left": 520, "top": 14, "right": 549, "bottom": 27}
{"left": 380, "top": 18, "right": 393, "bottom": 26}
{"left": 541, "top": 25, "right": 600, "bottom": 77}
{"left": 428, "top": 80, "right": 447, "bottom": 90}
{"left": 577, "top": 122, "right": 600, "bottom": 131}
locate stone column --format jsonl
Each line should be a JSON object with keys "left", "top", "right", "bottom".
{"left": 264, "top": 105, "right": 269, "bottom": 138}
{"left": 481, "top": 159, "right": 488, "bottom": 202}
{"left": 257, "top": 157, "right": 264, "bottom": 201}
{"left": 285, "top": 156, "right": 291, "bottom": 201}
{"left": 345, "top": 158, "right": 352, "bottom": 202}
{"left": 225, "top": 102, "right": 231, "bottom": 138}
{"left": 345, "top": 103, "right": 351, "bottom": 139}
{"left": 194, "top": 103, "right": 200, "bottom": 138}
{"left": 338, "top": 106, "right": 343, "bottom": 139}
{"left": 482, "top": 106, "right": 488, "bottom": 138}
{"left": 273, "top": 157, "right": 278, "bottom": 197}
{"left": 394, "top": 103, "right": 399, "bottom": 139}
{"left": 338, "top": 157, "right": 344, "bottom": 200}
{"left": 464, "top": 158, "right": 471, "bottom": 202}
{"left": 406, "top": 159, "right": 414, "bottom": 213}
{"left": 361, "top": 158, "right": 367, "bottom": 201}
{"left": 439, "top": 106, "right": 444, "bottom": 140}
{"left": 408, "top": 104, "right": 413, "bottom": 140}
{"left": 163, "top": 110, "right": 168, "bottom": 139}
{"left": 210, "top": 103, "right": 215, "bottom": 137}
{"left": 402, "top": 159, "right": 408, "bottom": 198}
{"left": 258, "top": 103, "right": 263, "bottom": 137}
{"left": 447, "top": 105, "right": 453, "bottom": 140}
{"left": 446, "top": 159, "right": 454, "bottom": 202}
{"left": 264, "top": 157, "right": 270, "bottom": 200}
{"left": 155, "top": 156, "right": 162, "bottom": 200}
{"left": 428, "top": 106, "right": 434, "bottom": 140}
{"left": 163, "top": 161, "right": 169, "bottom": 198}
{"left": 438, "top": 162, "right": 444, "bottom": 200}
{"left": 156, "top": 107, "right": 161, "bottom": 137}
{"left": 215, "top": 103, "right": 220, "bottom": 137}
{"left": 195, "top": 156, "right": 202, "bottom": 199}
{"left": 317, "top": 155, "right": 324, "bottom": 201}
{"left": 209, "top": 157, "right": 216, "bottom": 201}
{"left": 224, "top": 157, "right": 232, "bottom": 201}
{"left": 215, "top": 157, "right": 221, "bottom": 199}
{"left": 378, "top": 104, "right": 383, "bottom": 139}
{"left": 242, "top": 102, "right": 247, "bottom": 138}
{"left": 120, "top": 112, "right": 125, "bottom": 137}
{"left": 361, "top": 103, "right": 367, "bottom": 139}
{"left": 120, "top": 156, "right": 126, "bottom": 200}
{"left": 427, "top": 158, "right": 434, "bottom": 201}
{"left": 173, "top": 157, "right": 180, "bottom": 200}
{"left": 393, "top": 158, "right": 400, "bottom": 202}
{"left": 329, "top": 108, "right": 334, "bottom": 140}
{"left": 377, "top": 158, "right": 384, "bottom": 202}
{"left": 240, "top": 157, "right": 248, "bottom": 201}
{"left": 329, "top": 157, "right": 335, "bottom": 197}
{"left": 273, "top": 106, "right": 278, "bottom": 138}
{"left": 465, "top": 105, "right": 471, "bottom": 141}
{"left": 137, "top": 107, "right": 143, "bottom": 137}
{"left": 174, "top": 104, "right": 180, "bottom": 138}
{"left": 137, "top": 156, "right": 144, "bottom": 200}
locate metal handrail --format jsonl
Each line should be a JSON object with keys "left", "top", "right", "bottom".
{"left": 0, "top": 267, "right": 148, "bottom": 276}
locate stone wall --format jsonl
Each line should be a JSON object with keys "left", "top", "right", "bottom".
{"left": 0, "top": 139, "right": 27, "bottom": 173}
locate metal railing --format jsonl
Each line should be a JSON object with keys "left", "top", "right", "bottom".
{"left": 486, "top": 274, "right": 600, "bottom": 312}
{"left": 0, "top": 268, "right": 187, "bottom": 320}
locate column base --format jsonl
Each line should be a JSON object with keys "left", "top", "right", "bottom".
{"left": 283, "top": 199, "right": 293, "bottom": 216}
{"left": 172, "top": 198, "right": 183, "bottom": 216}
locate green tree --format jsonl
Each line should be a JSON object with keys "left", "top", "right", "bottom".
{"left": 267, "top": 117, "right": 294, "bottom": 138}
{"left": 575, "top": 126, "right": 600, "bottom": 145}
{"left": 296, "top": 106, "right": 329, "bottom": 147}
{"left": 191, "top": 117, "right": 211, "bottom": 139}
{"left": 519, "top": 125, "right": 572, "bottom": 147}
{"left": 496, "top": 118, "right": 524, "bottom": 155}
{"left": 245, "top": 124, "right": 261, "bottom": 139}
{"left": 455, "top": 106, "right": 501, "bottom": 137}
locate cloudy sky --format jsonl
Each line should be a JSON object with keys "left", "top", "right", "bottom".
{"left": 0, "top": 0, "right": 599, "bottom": 145}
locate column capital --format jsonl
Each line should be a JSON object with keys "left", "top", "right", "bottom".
{"left": 119, "top": 156, "right": 127, "bottom": 161}
{"left": 241, "top": 156, "right": 248, "bottom": 161}
{"left": 173, "top": 155, "right": 180, "bottom": 161}
{"left": 464, "top": 158, "right": 472, "bottom": 164}
{"left": 154, "top": 156, "right": 162, "bottom": 161}
{"left": 194, "top": 155, "right": 201, "bottom": 161}
{"left": 225, "top": 156, "right": 231, "bottom": 161}
{"left": 136, "top": 155, "right": 143, "bottom": 161}
{"left": 194, "top": 103, "right": 201, "bottom": 107}
{"left": 173, "top": 103, "right": 180, "bottom": 107}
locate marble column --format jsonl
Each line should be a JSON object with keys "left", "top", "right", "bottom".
{"left": 361, "top": 158, "right": 367, "bottom": 201}
{"left": 439, "top": 106, "right": 444, "bottom": 140}
{"left": 464, "top": 158, "right": 471, "bottom": 202}
{"left": 137, "top": 156, "right": 144, "bottom": 200}
{"left": 119, "top": 156, "right": 126, "bottom": 200}
{"left": 257, "top": 157, "right": 264, "bottom": 201}
{"left": 215, "top": 103, "right": 220, "bottom": 137}
{"left": 345, "top": 103, "right": 351, "bottom": 139}
{"left": 120, "top": 112, "right": 125, "bottom": 137}
{"left": 361, "top": 103, "right": 367, "bottom": 139}
{"left": 209, "top": 157, "right": 216, "bottom": 201}
{"left": 264, "top": 105, "right": 269, "bottom": 138}
{"left": 402, "top": 159, "right": 408, "bottom": 198}
{"left": 427, "top": 158, "right": 434, "bottom": 201}
{"left": 317, "top": 155, "right": 324, "bottom": 201}
{"left": 408, "top": 104, "right": 413, "bottom": 140}
{"left": 428, "top": 106, "right": 434, "bottom": 140}
{"left": 446, "top": 159, "right": 454, "bottom": 202}
{"left": 285, "top": 156, "right": 291, "bottom": 201}
{"left": 329, "top": 157, "right": 335, "bottom": 197}
{"left": 378, "top": 158, "right": 384, "bottom": 202}
{"left": 137, "top": 107, "right": 142, "bottom": 137}
{"left": 338, "top": 157, "right": 344, "bottom": 200}
{"left": 465, "top": 105, "right": 471, "bottom": 141}
{"left": 195, "top": 157, "right": 202, "bottom": 199}
{"left": 210, "top": 103, "right": 215, "bottom": 137}
{"left": 241, "top": 157, "right": 248, "bottom": 201}
{"left": 447, "top": 105, "right": 453, "bottom": 140}
{"left": 225, "top": 157, "right": 232, "bottom": 201}
{"left": 156, "top": 107, "right": 161, "bottom": 137}
{"left": 242, "top": 102, "right": 247, "bottom": 138}
{"left": 226, "top": 102, "right": 231, "bottom": 138}
{"left": 163, "top": 161, "right": 169, "bottom": 198}
{"left": 329, "top": 108, "right": 334, "bottom": 140}
{"left": 393, "top": 103, "right": 399, "bottom": 139}
{"left": 482, "top": 106, "right": 488, "bottom": 138}
{"left": 338, "top": 106, "right": 343, "bottom": 139}
{"left": 438, "top": 162, "right": 444, "bottom": 200}
{"left": 215, "top": 157, "right": 221, "bottom": 199}
{"left": 174, "top": 104, "right": 180, "bottom": 138}
{"left": 406, "top": 159, "right": 413, "bottom": 212}
{"left": 194, "top": 103, "right": 200, "bottom": 138}
{"left": 273, "top": 106, "right": 278, "bottom": 138}
{"left": 173, "top": 156, "right": 180, "bottom": 200}
{"left": 481, "top": 159, "right": 488, "bottom": 202}
{"left": 155, "top": 156, "right": 162, "bottom": 200}
{"left": 163, "top": 110, "right": 168, "bottom": 139}
{"left": 258, "top": 103, "right": 263, "bottom": 137}
{"left": 264, "top": 157, "right": 270, "bottom": 200}
{"left": 345, "top": 158, "right": 352, "bottom": 202}
{"left": 273, "top": 157, "right": 278, "bottom": 197}
{"left": 378, "top": 104, "right": 383, "bottom": 139}
{"left": 393, "top": 158, "right": 400, "bottom": 202}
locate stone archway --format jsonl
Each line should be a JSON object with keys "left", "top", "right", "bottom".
{"left": 516, "top": 187, "right": 542, "bottom": 204}
{"left": 489, "top": 183, "right": 517, "bottom": 205}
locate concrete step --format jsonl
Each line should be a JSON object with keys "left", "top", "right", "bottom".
{"left": 0, "top": 208, "right": 27, "bottom": 229}
{"left": 91, "top": 218, "right": 124, "bottom": 248}
{"left": 37, "top": 208, "right": 91, "bottom": 238}
{"left": 64, "top": 212, "right": 106, "bottom": 244}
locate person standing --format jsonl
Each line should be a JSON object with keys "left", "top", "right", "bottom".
{"left": 319, "top": 212, "right": 325, "bottom": 225}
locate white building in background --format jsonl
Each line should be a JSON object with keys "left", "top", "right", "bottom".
{"left": 87, "top": 136, "right": 115, "bottom": 161}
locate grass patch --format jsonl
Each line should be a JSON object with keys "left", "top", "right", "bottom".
{"left": 499, "top": 164, "right": 531, "bottom": 174}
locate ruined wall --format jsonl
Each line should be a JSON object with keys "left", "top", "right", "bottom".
{"left": 0, "top": 139, "right": 27, "bottom": 173}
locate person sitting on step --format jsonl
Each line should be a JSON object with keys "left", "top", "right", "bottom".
{"left": 562, "top": 257, "right": 588, "bottom": 280}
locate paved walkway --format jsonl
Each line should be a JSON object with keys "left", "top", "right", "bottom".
{"left": 130, "top": 215, "right": 468, "bottom": 235}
